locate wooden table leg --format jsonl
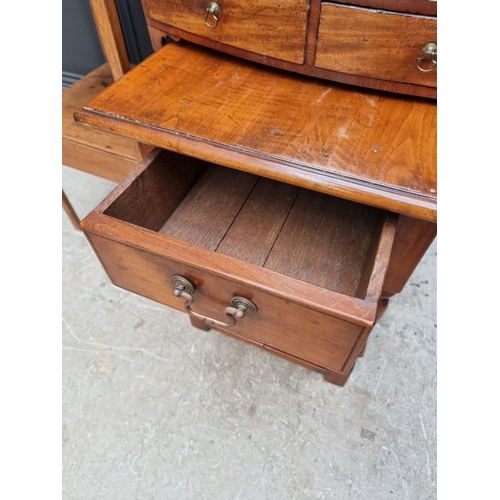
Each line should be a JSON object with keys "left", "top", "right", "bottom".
{"left": 324, "top": 365, "right": 353, "bottom": 386}
{"left": 189, "top": 316, "right": 211, "bottom": 331}
{"left": 62, "top": 190, "right": 81, "bottom": 230}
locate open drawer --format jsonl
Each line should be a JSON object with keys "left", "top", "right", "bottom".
{"left": 82, "top": 148, "right": 397, "bottom": 384}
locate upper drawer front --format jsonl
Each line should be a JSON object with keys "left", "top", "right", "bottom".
{"left": 145, "top": 0, "right": 309, "bottom": 63}
{"left": 315, "top": 4, "right": 437, "bottom": 87}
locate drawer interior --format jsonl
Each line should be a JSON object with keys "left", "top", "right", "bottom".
{"left": 103, "top": 151, "right": 387, "bottom": 301}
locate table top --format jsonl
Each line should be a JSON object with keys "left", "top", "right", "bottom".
{"left": 75, "top": 42, "right": 437, "bottom": 222}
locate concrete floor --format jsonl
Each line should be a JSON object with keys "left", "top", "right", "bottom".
{"left": 62, "top": 166, "right": 437, "bottom": 500}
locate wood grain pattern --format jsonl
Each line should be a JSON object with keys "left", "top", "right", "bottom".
{"left": 142, "top": 0, "right": 309, "bottom": 64}
{"left": 90, "top": 0, "right": 131, "bottom": 81}
{"left": 100, "top": 151, "right": 397, "bottom": 298}
{"left": 73, "top": 0, "right": 437, "bottom": 386}
{"left": 354, "top": 215, "right": 386, "bottom": 299}
{"left": 74, "top": 42, "right": 437, "bottom": 222}
{"left": 63, "top": 0, "right": 146, "bottom": 231}
{"left": 159, "top": 166, "right": 258, "bottom": 248}
{"left": 147, "top": 21, "right": 436, "bottom": 98}
{"left": 305, "top": 0, "right": 323, "bottom": 65}
{"left": 62, "top": 190, "right": 81, "bottom": 230}
{"left": 315, "top": 4, "right": 437, "bottom": 87}
{"left": 85, "top": 230, "right": 361, "bottom": 371}
{"left": 332, "top": 0, "right": 437, "bottom": 16}
{"left": 144, "top": 3, "right": 436, "bottom": 98}
{"left": 363, "top": 213, "right": 399, "bottom": 300}
{"left": 264, "top": 191, "right": 382, "bottom": 296}
{"left": 216, "top": 178, "right": 299, "bottom": 266}
{"left": 63, "top": 63, "right": 141, "bottom": 162}
{"left": 104, "top": 148, "right": 208, "bottom": 231}
{"left": 382, "top": 214, "right": 437, "bottom": 297}
{"left": 63, "top": 0, "right": 146, "bottom": 179}
{"left": 62, "top": 140, "right": 136, "bottom": 182}
{"left": 85, "top": 213, "right": 379, "bottom": 324}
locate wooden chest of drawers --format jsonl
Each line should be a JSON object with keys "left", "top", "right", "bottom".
{"left": 75, "top": 40, "right": 436, "bottom": 385}
{"left": 142, "top": 0, "right": 437, "bottom": 98}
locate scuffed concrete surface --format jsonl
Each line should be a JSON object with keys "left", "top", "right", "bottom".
{"left": 62, "top": 167, "right": 436, "bottom": 500}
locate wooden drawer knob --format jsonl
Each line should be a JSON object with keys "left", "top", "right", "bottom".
{"left": 172, "top": 275, "right": 258, "bottom": 328}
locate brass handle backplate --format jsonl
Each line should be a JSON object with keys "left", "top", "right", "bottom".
{"left": 416, "top": 42, "right": 437, "bottom": 72}
{"left": 204, "top": 2, "right": 220, "bottom": 28}
{"left": 172, "top": 275, "right": 257, "bottom": 328}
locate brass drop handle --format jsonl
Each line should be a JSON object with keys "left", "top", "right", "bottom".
{"left": 172, "top": 275, "right": 258, "bottom": 328}
{"left": 416, "top": 43, "right": 437, "bottom": 72}
{"left": 204, "top": 2, "right": 220, "bottom": 28}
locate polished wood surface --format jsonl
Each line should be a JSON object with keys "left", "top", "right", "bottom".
{"left": 63, "top": 64, "right": 140, "bottom": 163}
{"left": 75, "top": 42, "right": 437, "bottom": 222}
{"left": 148, "top": 23, "right": 436, "bottom": 98}
{"left": 333, "top": 0, "right": 436, "bottom": 15}
{"left": 62, "top": 190, "right": 81, "bottom": 230}
{"left": 382, "top": 214, "right": 437, "bottom": 297}
{"left": 142, "top": 0, "right": 437, "bottom": 97}
{"left": 62, "top": 139, "right": 136, "bottom": 183}
{"left": 143, "top": 0, "right": 309, "bottom": 64}
{"left": 315, "top": 4, "right": 437, "bottom": 87}
{"left": 85, "top": 232, "right": 359, "bottom": 371}
{"left": 90, "top": 0, "right": 131, "bottom": 81}
{"left": 62, "top": 64, "right": 140, "bottom": 183}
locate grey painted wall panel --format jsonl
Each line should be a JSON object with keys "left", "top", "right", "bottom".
{"left": 62, "top": 0, "right": 152, "bottom": 78}
{"left": 62, "top": 0, "right": 105, "bottom": 76}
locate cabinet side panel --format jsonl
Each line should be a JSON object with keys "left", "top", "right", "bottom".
{"left": 382, "top": 215, "right": 437, "bottom": 296}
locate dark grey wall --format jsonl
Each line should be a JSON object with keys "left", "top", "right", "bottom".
{"left": 62, "top": 0, "right": 153, "bottom": 80}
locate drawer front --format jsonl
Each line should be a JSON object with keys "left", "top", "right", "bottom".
{"left": 144, "top": 0, "right": 309, "bottom": 63}
{"left": 88, "top": 234, "right": 364, "bottom": 371}
{"left": 315, "top": 4, "right": 437, "bottom": 87}
{"left": 86, "top": 232, "right": 363, "bottom": 372}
